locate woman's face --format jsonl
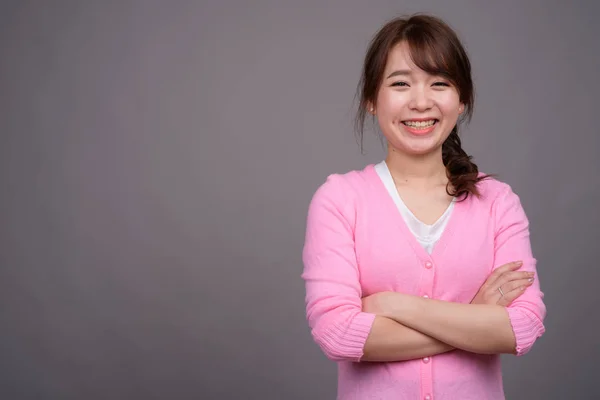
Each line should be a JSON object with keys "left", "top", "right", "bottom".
{"left": 373, "top": 41, "right": 464, "bottom": 156}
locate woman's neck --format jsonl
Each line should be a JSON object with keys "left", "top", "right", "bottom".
{"left": 385, "top": 146, "right": 448, "bottom": 188}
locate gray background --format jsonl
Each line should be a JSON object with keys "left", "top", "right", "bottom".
{"left": 1, "top": 1, "right": 598, "bottom": 399}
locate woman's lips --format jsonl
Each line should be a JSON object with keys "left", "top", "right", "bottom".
{"left": 401, "top": 119, "right": 438, "bottom": 136}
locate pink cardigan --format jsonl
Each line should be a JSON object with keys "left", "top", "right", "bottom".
{"left": 301, "top": 164, "right": 546, "bottom": 400}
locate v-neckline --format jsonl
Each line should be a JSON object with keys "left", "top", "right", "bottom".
{"left": 375, "top": 161, "right": 456, "bottom": 229}
{"left": 367, "top": 163, "right": 468, "bottom": 261}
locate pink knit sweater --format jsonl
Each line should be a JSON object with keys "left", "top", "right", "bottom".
{"left": 301, "top": 164, "right": 546, "bottom": 400}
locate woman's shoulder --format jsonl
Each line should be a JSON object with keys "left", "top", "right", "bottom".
{"left": 474, "top": 172, "right": 518, "bottom": 204}
{"left": 316, "top": 164, "right": 375, "bottom": 192}
{"left": 309, "top": 164, "right": 376, "bottom": 206}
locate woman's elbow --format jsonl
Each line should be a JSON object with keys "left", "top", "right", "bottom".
{"left": 309, "top": 312, "right": 375, "bottom": 362}
{"left": 313, "top": 333, "right": 363, "bottom": 362}
{"left": 513, "top": 323, "right": 545, "bottom": 356}
{"left": 506, "top": 307, "right": 546, "bottom": 356}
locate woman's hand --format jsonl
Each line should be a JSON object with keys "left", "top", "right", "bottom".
{"left": 471, "top": 261, "right": 535, "bottom": 306}
{"left": 362, "top": 291, "right": 399, "bottom": 316}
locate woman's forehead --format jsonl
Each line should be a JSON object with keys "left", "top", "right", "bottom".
{"left": 385, "top": 41, "right": 448, "bottom": 78}
{"left": 385, "top": 43, "right": 425, "bottom": 75}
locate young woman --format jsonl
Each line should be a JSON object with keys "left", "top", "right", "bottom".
{"left": 301, "top": 14, "right": 546, "bottom": 400}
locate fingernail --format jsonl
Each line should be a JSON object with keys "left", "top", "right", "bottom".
{"left": 528, "top": 272, "right": 535, "bottom": 276}
{"left": 516, "top": 261, "right": 523, "bottom": 266}
{"left": 528, "top": 278, "right": 534, "bottom": 282}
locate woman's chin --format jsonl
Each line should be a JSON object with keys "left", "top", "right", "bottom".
{"left": 407, "top": 146, "right": 440, "bottom": 156}
{"left": 390, "top": 137, "right": 443, "bottom": 156}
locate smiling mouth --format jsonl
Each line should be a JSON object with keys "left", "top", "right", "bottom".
{"left": 401, "top": 119, "right": 438, "bottom": 129}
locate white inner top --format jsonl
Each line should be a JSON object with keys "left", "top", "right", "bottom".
{"left": 374, "top": 160, "right": 455, "bottom": 254}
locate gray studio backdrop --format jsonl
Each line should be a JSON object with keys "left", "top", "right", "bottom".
{"left": 1, "top": 1, "right": 598, "bottom": 399}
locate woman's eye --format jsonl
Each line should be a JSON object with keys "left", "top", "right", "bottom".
{"left": 433, "top": 82, "right": 450, "bottom": 87}
{"left": 391, "top": 82, "right": 408, "bottom": 87}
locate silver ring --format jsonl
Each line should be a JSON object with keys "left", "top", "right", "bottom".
{"left": 497, "top": 287, "right": 505, "bottom": 297}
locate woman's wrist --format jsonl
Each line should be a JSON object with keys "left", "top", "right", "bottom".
{"left": 381, "top": 292, "right": 417, "bottom": 322}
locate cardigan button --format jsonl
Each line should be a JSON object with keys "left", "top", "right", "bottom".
{"left": 423, "top": 357, "right": 430, "bottom": 363}
{"left": 424, "top": 261, "right": 433, "bottom": 269}
{"left": 424, "top": 395, "right": 431, "bottom": 400}
{"left": 423, "top": 294, "right": 429, "bottom": 299}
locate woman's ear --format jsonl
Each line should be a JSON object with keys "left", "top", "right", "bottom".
{"left": 367, "top": 102, "right": 375, "bottom": 115}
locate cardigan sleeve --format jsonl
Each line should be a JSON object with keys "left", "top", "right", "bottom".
{"left": 301, "top": 174, "right": 376, "bottom": 362}
{"left": 493, "top": 185, "right": 547, "bottom": 356}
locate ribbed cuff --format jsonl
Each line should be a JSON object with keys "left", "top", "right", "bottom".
{"left": 506, "top": 307, "right": 545, "bottom": 356}
{"left": 318, "top": 312, "right": 376, "bottom": 362}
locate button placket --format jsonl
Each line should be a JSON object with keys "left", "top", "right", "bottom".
{"left": 421, "top": 259, "right": 434, "bottom": 299}
{"left": 420, "top": 258, "right": 435, "bottom": 400}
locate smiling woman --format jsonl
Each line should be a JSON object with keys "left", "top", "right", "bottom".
{"left": 356, "top": 14, "right": 484, "bottom": 198}
{"left": 302, "top": 14, "right": 546, "bottom": 400}
{"left": 375, "top": 43, "right": 463, "bottom": 154}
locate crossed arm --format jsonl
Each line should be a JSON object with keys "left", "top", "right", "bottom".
{"left": 360, "top": 261, "right": 536, "bottom": 361}
{"left": 360, "top": 293, "right": 515, "bottom": 361}
{"left": 359, "top": 312, "right": 455, "bottom": 362}
{"left": 302, "top": 178, "right": 546, "bottom": 363}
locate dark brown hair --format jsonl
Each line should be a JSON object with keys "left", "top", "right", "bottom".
{"left": 355, "top": 14, "right": 492, "bottom": 199}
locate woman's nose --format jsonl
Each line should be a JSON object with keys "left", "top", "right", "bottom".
{"left": 409, "top": 90, "right": 433, "bottom": 110}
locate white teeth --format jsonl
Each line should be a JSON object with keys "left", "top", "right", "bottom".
{"left": 403, "top": 119, "right": 436, "bottom": 128}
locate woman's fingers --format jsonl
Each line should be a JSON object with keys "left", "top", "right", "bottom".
{"left": 497, "top": 278, "right": 535, "bottom": 306}
{"left": 484, "top": 261, "right": 523, "bottom": 288}
{"left": 494, "top": 270, "right": 534, "bottom": 288}
{"left": 472, "top": 261, "right": 529, "bottom": 306}
{"left": 502, "top": 277, "right": 535, "bottom": 294}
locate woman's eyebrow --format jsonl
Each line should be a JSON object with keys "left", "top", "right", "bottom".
{"left": 386, "top": 69, "right": 412, "bottom": 79}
